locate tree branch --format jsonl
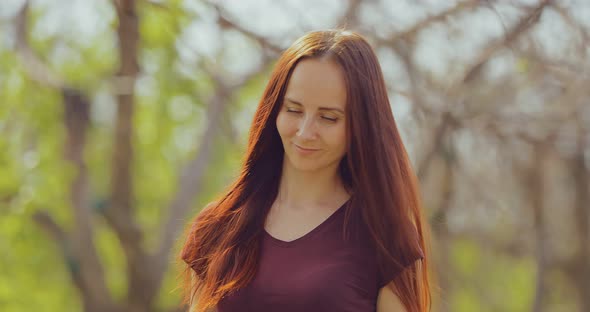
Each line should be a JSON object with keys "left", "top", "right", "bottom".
{"left": 151, "top": 59, "right": 269, "bottom": 299}
{"left": 32, "top": 211, "right": 67, "bottom": 249}
{"left": 102, "top": 1, "right": 151, "bottom": 310}
{"left": 373, "top": 0, "right": 480, "bottom": 47}
{"left": 417, "top": 113, "right": 456, "bottom": 180}
{"left": 15, "top": 2, "right": 115, "bottom": 310}
{"left": 339, "top": 0, "right": 363, "bottom": 28}
{"left": 62, "top": 89, "right": 115, "bottom": 308}
{"left": 529, "top": 143, "right": 548, "bottom": 312}
{"left": 459, "top": 0, "right": 551, "bottom": 85}
{"left": 572, "top": 127, "right": 590, "bottom": 310}
{"left": 31, "top": 211, "right": 88, "bottom": 302}
{"left": 32, "top": 211, "right": 117, "bottom": 312}
{"left": 550, "top": 3, "right": 590, "bottom": 55}
{"left": 212, "top": 3, "right": 283, "bottom": 55}
{"left": 33, "top": 93, "right": 117, "bottom": 312}
{"left": 13, "top": 0, "right": 66, "bottom": 89}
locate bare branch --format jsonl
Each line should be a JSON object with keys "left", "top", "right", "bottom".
{"left": 570, "top": 127, "right": 590, "bottom": 308}
{"left": 459, "top": 0, "right": 551, "bottom": 86}
{"left": 516, "top": 49, "right": 590, "bottom": 80}
{"left": 528, "top": 143, "right": 549, "bottom": 312}
{"left": 407, "top": 1, "right": 478, "bottom": 36}
{"left": 152, "top": 57, "right": 269, "bottom": 297}
{"left": 550, "top": 4, "right": 590, "bottom": 53}
{"left": 32, "top": 209, "right": 116, "bottom": 312}
{"left": 417, "top": 113, "right": 457, "bottom": 180}
{"left": 212, "top": 3, "right": 283, "bottom": 54}
{"left": 31, "top": 211, "right": 89, "bottom": 299}
{"left": 103, "top": 1, "right": 153, "bottom": 310}
{"left": 376, "top": 0, "right": 480, "bottom": 46}
{"left": 157, "top": 84, "right": 228, "bottom": 254}
{"left": 13, "top": 0, "right": 66, "bottom": 88}
{"left": 15, "top": 2, "right": 116, "bottom": 309}
{"left": 32, "top": 211, "right": 67, "bottom": 246}
{"left": 338, "top": 0, "right": 363, "bottom": 28}
{"left": 62, "top": 88, "right": 116, "bottom": 310}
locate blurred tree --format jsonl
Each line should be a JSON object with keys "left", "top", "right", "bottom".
{"left": 2, "top": 0, "right": 273, "bottom": 311}
{"left": 1, "top": 0, "right": 588, "bottom": 312}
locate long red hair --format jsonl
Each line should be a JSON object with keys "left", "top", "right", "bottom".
{"left": 179, "top": 29, "right": 431, "bottom": 312}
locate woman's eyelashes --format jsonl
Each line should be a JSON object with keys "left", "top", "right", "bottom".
{"left": 285, "top": 107, "right": 338, "bottom": 122}
{"left": 286, "top": 108, "right": 302, "bottom": 114}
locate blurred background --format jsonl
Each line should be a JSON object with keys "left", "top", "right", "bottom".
{"left": 0, "top": 0, "right": 589, "bottom": 311}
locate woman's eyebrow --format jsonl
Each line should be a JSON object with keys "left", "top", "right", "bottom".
{"left": 285, "top": 97, "right": 344, "bottom": 114}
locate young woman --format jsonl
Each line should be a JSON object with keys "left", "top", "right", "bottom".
{"left": 179, "top": 29, "right": 431, "bottom": 312}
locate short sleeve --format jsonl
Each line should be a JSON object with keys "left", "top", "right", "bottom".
{"left": 377, "top": 225, "right": 425, "bottom": 289}
{"left": 377, "top": 250, "right": 424, "bottom": 289}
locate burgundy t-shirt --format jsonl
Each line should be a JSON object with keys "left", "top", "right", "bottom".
{"left": 216, "top": 200, "right": 419, "bottom": 312}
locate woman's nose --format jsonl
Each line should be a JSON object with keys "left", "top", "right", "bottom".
{"left": 296, "top": 115, "right": 317, "bottom": 139}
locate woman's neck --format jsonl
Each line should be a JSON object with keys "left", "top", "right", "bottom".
{"left": 276, "top": 160, "right": 349, "bottom": 211}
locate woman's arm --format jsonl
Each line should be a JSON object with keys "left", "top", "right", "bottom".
{"left": 376, "top": 283, "right": 407, "bottom": 312}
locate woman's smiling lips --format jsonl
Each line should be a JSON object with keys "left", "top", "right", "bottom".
{"left": 293, "top": 143, "right": 320, "bottom": 155}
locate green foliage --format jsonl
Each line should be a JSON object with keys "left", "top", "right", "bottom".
{"left": 1, "top": 0, "right": 270, "bottom": 309}
{"left": 0, "top": 63, "right": 79, "bottom": 310}
{"left": 450, "top": 238, "right": 535, "bottom": 312}
{"left": 0, "top": 214, "right": 81, "bottom": 312}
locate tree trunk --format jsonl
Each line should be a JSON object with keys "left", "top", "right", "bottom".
{"left": 530, "top": 143, "right": 547, "bottom": 312}
{"left": 572, "top": 133, "right": 590, "bottom": 311}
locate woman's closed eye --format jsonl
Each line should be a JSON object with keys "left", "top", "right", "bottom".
{"left": 321, "top": 116, "right": 338, "bottom": 122}
{"left": 285, "top": 107, "right": 338, "bottom": 123}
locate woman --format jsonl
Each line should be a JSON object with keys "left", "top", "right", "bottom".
{"left": 179, "top": 29, "right": 431, "bottom": 312}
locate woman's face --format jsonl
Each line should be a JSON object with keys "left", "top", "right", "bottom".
{"left": 276, "top": 58, "right": 347, "bottom": 173}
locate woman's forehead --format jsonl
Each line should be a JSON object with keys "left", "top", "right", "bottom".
{"left": 285, "top": 58, "right": 347, "bottom": 110}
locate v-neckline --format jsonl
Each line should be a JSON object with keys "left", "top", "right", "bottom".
{"left": 263, "top": 199, "right": 350, "bottom": 247}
